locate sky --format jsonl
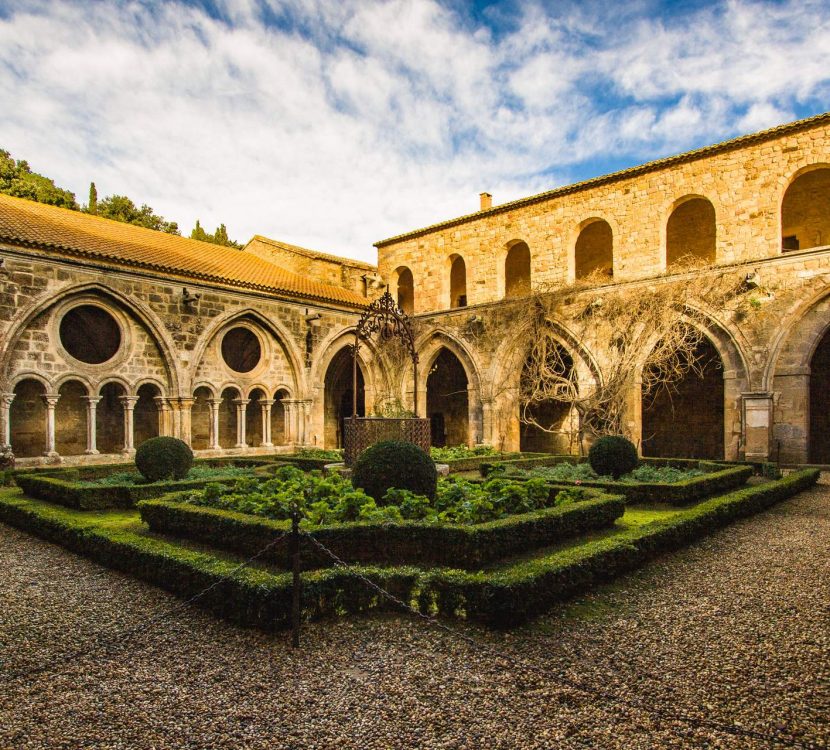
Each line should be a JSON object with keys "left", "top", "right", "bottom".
{"left": 0, "top": 0, "right": 828, "bottom": 263}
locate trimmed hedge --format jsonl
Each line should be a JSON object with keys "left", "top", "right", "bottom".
{"left": 13, "top": 471, "right": 256, "bottom": 510}
{"left": 138, "top": 489, "right": 624, "bottom": 570}
{"left": 441, "top": 452, "right": 543, "bottom": 473}
{"left": 0, "top": 470, "right": 816, "bottom": 629}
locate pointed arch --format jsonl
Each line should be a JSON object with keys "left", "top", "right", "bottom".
{"left": 0, "top": 282, "right": 179, "bottom": 393}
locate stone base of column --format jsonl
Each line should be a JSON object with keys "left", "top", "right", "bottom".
{"left": 84, "top": 449, "right": 100, "bottom": 456}
{"left": 121, "top": 448, "right": 136, "bottom": 457}
{"left": 234, "top": 443, "right": 248, "bottom": 449}
{"left": 261, "top": 442, "right": 274, "bottom": 448}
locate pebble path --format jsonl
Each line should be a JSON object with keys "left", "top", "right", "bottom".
{"left": 0, "top": 482, "right": 828, "bottom": 749}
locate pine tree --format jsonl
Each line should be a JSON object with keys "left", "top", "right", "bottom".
{"left": 88, "top": 182, "right": 98, "bottom": 215}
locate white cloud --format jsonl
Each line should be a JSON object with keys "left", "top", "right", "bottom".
{"left": 0, "top": 0, "right": 827, "bottom": 263}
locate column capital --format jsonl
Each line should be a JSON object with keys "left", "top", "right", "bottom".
{"left": 119, "top": 395, "right": 139, "bottom": 408}
{"left": 1, "top": 392, "right": 15, "bottom": 408}
{"left": 261, "top": 399, "right": 275, "bottom": 407}
{"left": 83, "top": 396, "right": 102, "bottom": 406}
{"left": 232, "top": 398, "right": 251, "bottom": 406}
{"left": 207, "top": 397, "right": 223, "bottom": 408}
{"left": 42, "top": 395, "right": 60, "bottom": 407}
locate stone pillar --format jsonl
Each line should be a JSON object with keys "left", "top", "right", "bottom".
{"left": 207, "top": 398, "right": 222, "bottom": 450}
{"left": 284, "top": 400, "right": 298, "bottom": 445}
{"left": 466, "top": 384, "right": 479, "bottom": 447}
{"left": 154, "top": 396, "right": 173, "bottom": 437}
{"left": 284, "top": 401, "right": 292, "bottom": 446}
{"left": 42, "top": 394, "right": 59, "bottom": 458}
{"left": 120, "top": 395, "right": 139, "bottom": 454}
{"left": 742, "top": 392, "right": 774, "bottom": 461}
{"left": 481, "top": 397, "right": 493, "bottom": 447}
{"left": 83, "top": 396, "right": 101, "bottom": 455}
{"left": 233, "top": 399, "right": 250, "bottom": 448}
{"left": 302, "top": 400, "right": 312, "bottom": 446}
{"left": 169, "top": 398, "right": 194, "bottom": 445}
{"left": 261, "top": 399, "right": 274, "bottom": 447}
{"left": 0, "top": 393, "right": 15, "bottom": 449}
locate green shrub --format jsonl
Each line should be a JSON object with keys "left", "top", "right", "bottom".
{"left": 588, "top": 435, "right": 638, "bottom": 479}
{"left": 351, "top": 440, "right": 438, "bottom": 502}
{"left": 135, "top": 437, "right": 194, "bottom": 482}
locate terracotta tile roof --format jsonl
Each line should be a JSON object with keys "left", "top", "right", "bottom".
{"left": 0, "top": 193, "right": 368, "bottom": 307}
{"left": 375, "top": 110, "right": 830, "bottom": 247}
{"left": 245, "top": 234, "right": 377, "bottom": 271}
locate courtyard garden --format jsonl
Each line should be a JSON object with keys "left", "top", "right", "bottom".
{"left": 0, "top": 435, "right": 818, "bottom": 631}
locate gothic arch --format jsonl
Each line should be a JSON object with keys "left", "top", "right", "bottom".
{"left": 189, "top": 308, "right": 303, "bottom": 395}
{"left": 0, "top": 282, "right": 179, "bottom": 393}
{"left": 415, "top": 329, "right": 483, "bottom": 398}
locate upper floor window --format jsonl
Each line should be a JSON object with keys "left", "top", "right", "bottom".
{"left": 450, "top": 255, "right": 467, "bottom": 308}
{"left": 394, "top": 266, "right": 415, "bottom": 315}
{"left": 575, "top": 219, "right": 613, "bottom": 280}
{"left": 781, "top": 167, "right": 830, "bottom": 253}
{"left": 504, "top": 241, "right": 531, "bottom": 298}
{"left": 666, "top": 197, "right": 716, "bottom": 267}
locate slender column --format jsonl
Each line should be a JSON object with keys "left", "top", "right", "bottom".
{"left": 283, "top": 400, "right": 293, "bottom": 445}
{"left": 169, "top": 397, "right": 194, "bottom": 445}
{"left": 233, "top": 399, "right": 250, "bottom": 448}
{"left": 207, "top": 398, "right": 222, "bottom": 450}
{"left": 284, "top": 400, "right": 297, "bottom": 444}
{"left": 467, "top": 385, "right": 479, "bottom": 447}
{"left": 83, "top": 396, "right": 101, "bottom": 455}
{"left": 302, "top": 400, "right": 312, "bottom": 446}
{"left": 42, "top": 394, "right": 59, "bottom": 458}
{"left": 1, "top": 393, "right": 15, "bottom": 449}
{"left": 481, "top": 397, "right": 493, "bottom": 447}
{"left": 154, "top": 396, "right": 173, "bottom": 437}
{"left": 261, "top": 399, "right": 274, "bottom": 447}
{"left": 120, "top": 396, "right": 138, "bottom": 454}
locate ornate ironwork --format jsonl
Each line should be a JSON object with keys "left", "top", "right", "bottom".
{"left": 351, "top": 288, "right": 420, "bottom": 417}
{"left": 343, "top": 417, "right": 431, "bottom": 465}
{"left": 346, "top": 289, "right": 429, "bottom": 464}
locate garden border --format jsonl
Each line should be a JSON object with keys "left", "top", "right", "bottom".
{"left": 0, "top": 469, "right": 817, "bottom": 628}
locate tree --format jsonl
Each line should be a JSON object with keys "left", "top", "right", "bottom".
{"left": 189, "top": 219, "right": 241, "bottom": 248}
{"left": 0, "top": 149, "right": 78, "bottom": 209}
{"left": 96, "top": 194, "right": 180, "bottom": 234}
{"left": 87, "top": 182, "right": 98, "bottom": 215}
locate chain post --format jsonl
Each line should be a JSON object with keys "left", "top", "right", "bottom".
{"left": 290, "top": 504, "right": 301, "bottom": 648}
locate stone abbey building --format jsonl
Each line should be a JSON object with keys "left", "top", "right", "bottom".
{"left": 1, "top": 112, "right": 829, "bottom": 466}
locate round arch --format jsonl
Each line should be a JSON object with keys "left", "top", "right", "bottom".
{"left": 778, "top": 162, "right": 830, "bottom": 254}
{"left": 662, "top": 194, "right": 718, "bottom": 268}
{"left": 570, "top": 216, "right": 617, "bottom": 283}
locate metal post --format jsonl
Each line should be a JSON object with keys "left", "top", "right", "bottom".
{"left": 291, "top": 508, "right": 301, "bottom": 648}
{"left": 352, "top": 335, "right": 359, "bottom": 418}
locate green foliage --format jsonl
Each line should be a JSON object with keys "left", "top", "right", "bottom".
{"left": 293, "top": 447, "right": 343, "bottom": 461}
{"left": 190, "top": 219, "right": 241, "bottom": 248}
{"left": 80, "top": 464, "right": 254, "bottom": 487}
{"left": 0, "top": 149, "right": 78, "bottom": 209}
{"left": 588, "top": 435, "right": 639, "bottom": 479}
{"left": 135, "top": 437, "right": 194, "bottom": 482}
{"left": 430, "top": 444, "right": 496, "bottom": 461}
{"left": 352, "top": 440, "right": 438, "bottom": 502}
{"left": 3, "top": 470, "right": 816, "bottom": 630}
{"left": 87, "top": 182, "right": 98, "bottom": 214}
{"left": 524, "top": 462, "right": 705, "bottom": 484}
{"left": 96, "top": 194, "right": 180, "bottom": 234}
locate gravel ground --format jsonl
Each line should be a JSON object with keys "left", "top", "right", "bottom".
{"left": 1, "top": 483, "right": 828, "bottom": 750}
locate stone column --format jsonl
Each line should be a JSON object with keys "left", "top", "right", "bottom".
{"left": 154, "top": 396, "right": 173, "bottom": 437}
{"left": 261, "top": 399, "right": 274, "bottom": 447}
{"left": 0, "top": 393, "right": 15, "bottom": 449}
{"left": 301, "top": 400, "right": 312, "bottom": 446}
{"left": 480, "top": 397, "right": 493, "bottom": 447}
{"left": 284, "top": 400, "right": 297, "bottom": 445}
{"left": 83, "top": 396, "right": 101, "bottom": 455}
{"left": 42, "top": 394, "right": 60, "bottom": 458}
{"left": 466, "top": 384, "right": 479, "bottom": 447}
{"left": 169, "top": 398, "right": 194, "bottom": 445}
{"left": 233, "top": 399, "right": 250, "bottom": 448}
{"left": 120, "top": 395, "right": 139, "bottom": 454}
{"left": 742, "top": 392, "right": 774, "bottom": 462}
{"left": 207, "top": 398, "right": 222, "bottom": 450}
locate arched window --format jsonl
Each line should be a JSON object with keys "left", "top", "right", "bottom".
{"left": 781, "top": 167, "right": 830, "bottom": 252}
{"left": 395, "top": 266, "right": 415, "bottom": 315}
{"left": 505, "top": 242, "right": 531, "bottom": 298}
{"left": 574, "top": 220, "right": 613, "bottom": 280}
{"left": 666, "top": 197, "right": 716, "bottom": 267}
{"left": 449, "top": 255, "right": 467, "bottom": 308}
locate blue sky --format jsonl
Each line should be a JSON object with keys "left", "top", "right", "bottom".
{"left": 1, "top": 0, "right": 828, "bottom": 262}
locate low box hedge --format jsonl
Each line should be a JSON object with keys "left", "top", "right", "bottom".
{"left": 441, "top": 452, "right": 544, "bottom": 473}
{"left": 137, "top": 489, "right": 625, "bottom": 570}
{"left": 13, "top": 470, "right": 257, "bottom": 510}
{"left": 0, "top": 470, "right": 816, "bottom": 630}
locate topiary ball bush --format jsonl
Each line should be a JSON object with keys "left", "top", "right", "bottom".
{"left": 135, "top": 436, "right": 194, "bottom": 483}
{"left": 588, "top": 435, "right": 639, "bottom": 480}
{"left": 351, "top": 440, "right": 438, "bottom": 503}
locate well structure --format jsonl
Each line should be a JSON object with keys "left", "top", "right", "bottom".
{"left": 343, "top": 290, "right": 430, "bottom": 464}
